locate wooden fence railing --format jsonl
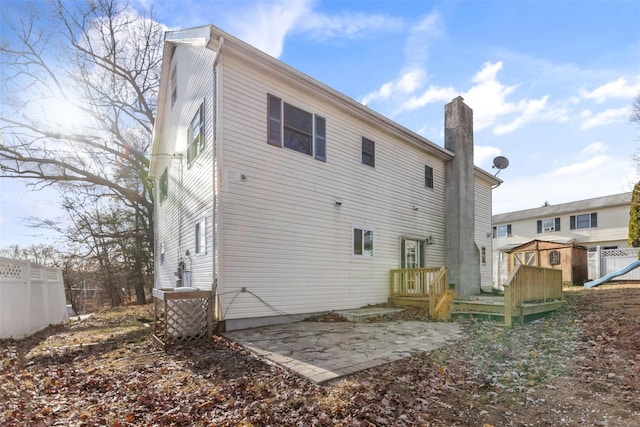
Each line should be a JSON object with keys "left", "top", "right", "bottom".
{"left": 390, "top": 266, "right": 452, "bottom": 319}
{"left": 503, "top": 264, "right": 563, "bottom": 326}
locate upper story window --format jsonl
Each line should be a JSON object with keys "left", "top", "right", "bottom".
{"left": 353, "top": 227, "right": 374, "bottom": 257}
{"left": 187, "top": 103, "right": 205, "bottom": 165}
{"left": 362, "top": 137, "right": 375, "bottom": 167}
{"left": 159, "top": 168, "right": 168, "bottom": 203}
{"left": 493, "top": 224, "right": 512, "bottom": 238}
{"left": 537, "top": 217, "right": 560, "bottom": 233}
{"left": 267, "top": 94, "right": 326, "bottom": 161}
{"left": 170, "top": 66, "right": 177, "bottom": 107}
{"left": 570, "top": 213, "right": 597, "bottom": 230}
{"left": 424, "top": 165, "right": 434, "bottom": 189}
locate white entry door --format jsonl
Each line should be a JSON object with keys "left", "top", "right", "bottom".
{"left": 403, "top": 239, "right": 422, "bottom": 292}
{"left": 404, "top": 240, "right": 420, "bottom": 269}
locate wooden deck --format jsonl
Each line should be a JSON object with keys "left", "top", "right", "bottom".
{"left": 390, "top": 265, "right": 565, "bottom": 326}
{"left": 451, "top": 294, "right": 565, "bottom": 324}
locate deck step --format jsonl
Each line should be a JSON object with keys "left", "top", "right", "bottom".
{"left": 450, "top": 310, "right": 505, "bottom": 318}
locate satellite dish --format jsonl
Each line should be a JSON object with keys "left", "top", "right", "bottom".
{"left": 492, "top": 156, "right": 509, "bottom": 177}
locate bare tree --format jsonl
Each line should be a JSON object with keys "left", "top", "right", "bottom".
{"left": 0, "top": 0, "right": 165, "bottom": 304}
{"left": 631, "top": 92, "right": 640, "bottom": 126}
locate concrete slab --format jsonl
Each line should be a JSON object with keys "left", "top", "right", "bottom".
{"left": 224, "top": 320, "right": 462, "bottom": 384}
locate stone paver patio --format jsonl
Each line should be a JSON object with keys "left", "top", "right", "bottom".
{"left": 224, "top": 316, "right": 462, "bottom": 384}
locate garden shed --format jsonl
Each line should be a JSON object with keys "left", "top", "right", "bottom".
{"left": 506, "top": 240, "right": 588, "bottom": 285}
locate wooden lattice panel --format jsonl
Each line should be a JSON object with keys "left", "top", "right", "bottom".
{"left": 152, "top": 288, "right": 212, "bottom": 349}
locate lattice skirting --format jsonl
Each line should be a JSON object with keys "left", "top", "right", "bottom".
{"left": 152, "top": 289, "right": 213, "bottom": 349}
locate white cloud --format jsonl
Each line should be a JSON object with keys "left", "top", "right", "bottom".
{"left": 493, "top": 96, "right": 549, "bottom": 135}
{"left": 400, "top": 84, "right": 456, "bottom": 110}
{"left": 361, "top": 69, "right": 427, "bottom": 105}
{"left": 404, "top": 12, "right": 443, "bottom": 66}
{"left": 580, "top": 107, "right": 631, "bottom": 129}
{"left": 230, "top": 0, "right": 311, "bottom": 58}
{"left": 474, "top": 145, "right": 502, "bottom": 169}
{"left": 461, "top": 61, "right": 519, "bottom": 131}
{"left": 579, "top": 77, "right": 640, "bottom": 103}
{"left": 582, "top": 142, "right": 606, "bottom": 155}
{"left": 550, "top": 155, "right": 610, "bottom": 176}
{"left": 360, "top": 12, "right": 443, "bottom": 106}
{"left": 226, "top": 0, "right": 405, "bottom": 58}
{"left": 296, "top": 11, "right": 404, "bottom": 41}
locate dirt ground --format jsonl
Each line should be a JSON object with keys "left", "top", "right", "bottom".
{"left": 1, "top": 284, "right": 639, "bottom": 426}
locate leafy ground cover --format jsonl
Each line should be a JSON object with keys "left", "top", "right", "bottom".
{"left": 1, "top": 284, "right": 639, "bottom": 426}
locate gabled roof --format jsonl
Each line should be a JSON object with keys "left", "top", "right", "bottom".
{"left": 493, "top": 192, "right": 632, "bottom": 224}
{"left": 505, "top": 239, "right": 586, "bottom": 253}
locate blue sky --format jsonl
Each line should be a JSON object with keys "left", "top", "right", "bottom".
{"left": 1, "top": 0, "right": 639, "bottom": 248}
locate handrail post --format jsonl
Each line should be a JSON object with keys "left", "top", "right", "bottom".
{"left": 504, "top": 284, "right": 512, "bottom": 327}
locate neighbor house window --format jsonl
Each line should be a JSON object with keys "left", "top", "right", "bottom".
{"left": 537, "top": 217, "right": 560, "bottom": 233}
{"left": 170, "top": 66, "right": 177, "bottom": 107}
{"left": 362, "top": 137, "right": 375, "bottom": 167}
{"left": 159, "top": 168, "right": 168, "bottom": 203}
{"left": 570, "top": 213, "right": 597, "bottom": 230}
{"left": 493, "top": 224, "right": 512, "bottom": 238}
{"left": 187, "top": 103, "right": 205, "bottom": 164}
{"left": 195, "top": 218, "right": 206, "bottom": 255}
{"left": 353, "top": 227, "right": 374, "bottom": 257}
{"left": 267, "top": 94, "right": 326, "bottom": 161}
{"left": 425, "top": 165, "right": 434, "bottom": 189}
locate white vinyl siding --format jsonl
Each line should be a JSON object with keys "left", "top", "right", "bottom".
{"left": 474, "top": 178, "right": 493, "bottom": 289}
{"left": 153, "top": 45, "right": 216, "bottom": 291}
{"left": 217, "top": 49, "right": 448, "bottom": 321}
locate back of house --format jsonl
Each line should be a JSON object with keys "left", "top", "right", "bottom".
{"left": 150, "top": 25, "right": 499, "bottom": 330}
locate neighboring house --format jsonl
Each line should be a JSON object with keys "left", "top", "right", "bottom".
{"left": 149, "top": 25, "right": 500, "bottom": 331}
{"left": 492, "top": 192, "right": 633, "bottom": 286}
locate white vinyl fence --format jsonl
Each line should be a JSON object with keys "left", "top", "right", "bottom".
{"left": 0, "top": 257, "right": 68, "bottom": 339}
{"left": 587, "top": 247, "right": 640, "bottom": 281}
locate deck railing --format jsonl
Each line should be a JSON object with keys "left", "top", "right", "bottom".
{"left": 390, "top": 266, "right": 451, "bottom": 319}
{"left": 503, "top": 264, "right": 563, "bottom": 326}
{"left": 390, "top": 267, "right": 445, "bottom": 297}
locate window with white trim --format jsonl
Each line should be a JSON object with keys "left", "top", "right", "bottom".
{"left": 187, "top": 103, "right": 205, "bottom": 165}
{"left": 493, "top": 224, "right": 512, "bottom": 238}
{"left": 353, "top": 227, "right": 374, "bottom": 257}
{"left": 195, "top": 218, "right": 206, "bottom": 255}
{"left": 537, "top": 217, "right": 560, "bottom": 233}
{"left": 481, "top": 246, "right": 486, "bottom": 266}
{"left": 424, "top": 165, "right": 434, "bottom": 189}
{"left": 570, "top": 213, "right": 597, "bottom": 230}
{"left": 267, "top": 94, "right": 326, "bottom": 161}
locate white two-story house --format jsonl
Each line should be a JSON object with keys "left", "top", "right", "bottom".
{"left": 492, "top": 192, "right": 633, "bottom": 285}
{"left": 149, "top": 25, "right": 500, "bottom": 330}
